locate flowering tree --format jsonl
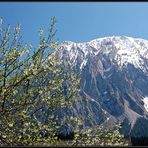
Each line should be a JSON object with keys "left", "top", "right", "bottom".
{"left": 0, "top": 17, "right": 79, "bottom": 146}
{"left": 0, "top": 16, "right": 127, "bottom": 146}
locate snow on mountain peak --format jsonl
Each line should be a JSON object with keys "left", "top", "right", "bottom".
{"left": 57, "top": 36, "right": 148, "bottom": 72}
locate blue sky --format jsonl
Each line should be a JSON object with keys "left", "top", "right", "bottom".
{"left": 0, "top": 2, "right": 148, "bottom": 47}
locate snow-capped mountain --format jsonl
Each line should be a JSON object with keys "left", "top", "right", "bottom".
{"left": 58, "top": 36, "right": 148, "bottom": 73}
{"left": 55, "top": 36, "right": 148, "bottom": 137}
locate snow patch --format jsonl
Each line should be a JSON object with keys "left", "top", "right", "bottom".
{"left": 103, "top": 91, "right": 108, "bottom": 95}
{"left": 104, "top": 66, "right": 112, "bottom": 72}
{"left": 80, "top": 59, "right": 87, "bottom": 69}
{"left": 143, "top": 97, "right": 148, "bottom": 112}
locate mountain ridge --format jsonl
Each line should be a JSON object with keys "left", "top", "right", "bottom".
{"left": 54, "top": 36, "right": 148, "bottom": 137}
{"left": 63, "top": 35, "right": 148, "bottom": 44}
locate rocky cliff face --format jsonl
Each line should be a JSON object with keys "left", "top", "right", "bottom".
{"left": 55, "top": 36, "right": 148, "bottom": 137}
